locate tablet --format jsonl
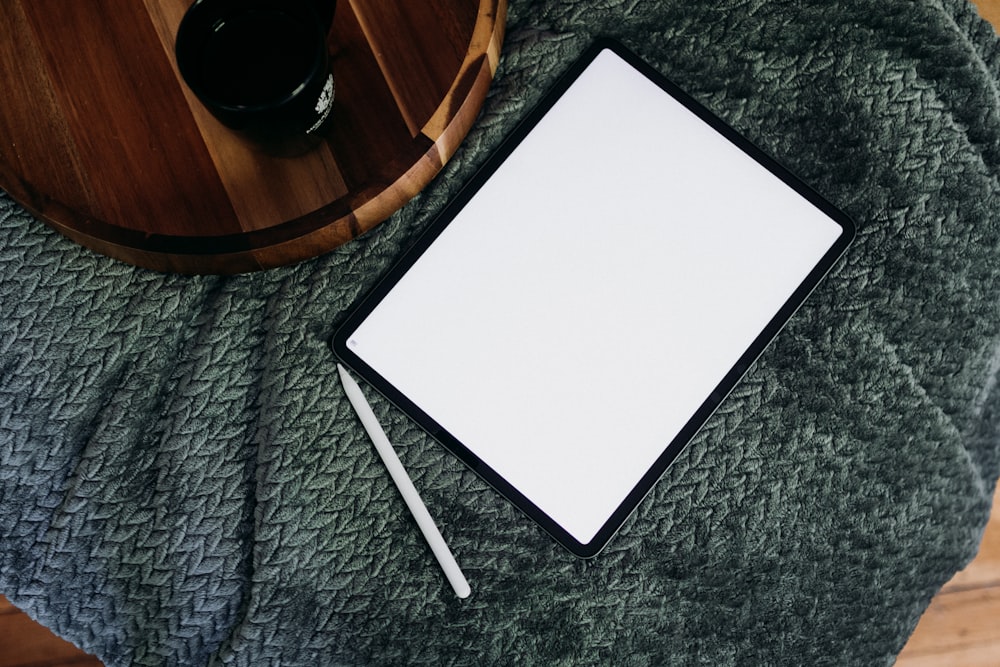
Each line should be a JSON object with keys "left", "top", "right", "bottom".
{"left": 333, "top": 39, "right": 855, "bottom": 558}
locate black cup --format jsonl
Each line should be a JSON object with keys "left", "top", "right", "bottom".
{"left": 175, "top": 0, "right": 337, "bottom": 154}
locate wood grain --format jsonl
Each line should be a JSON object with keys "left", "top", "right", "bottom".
{"left": 973, "top": 0, "right": 1000, "bottom": 31}
{"left": 895, "top": 590, "right": 1000, "bottom": 666}
{"left": 0, "top": 598, "right": 102, "bottom": 667}
{"left": 0, "top": 0, "right": 507, "bottom": 273}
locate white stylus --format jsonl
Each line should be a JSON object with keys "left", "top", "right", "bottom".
{"left": 337, "top": 363, "right": 471, "bottom": 599}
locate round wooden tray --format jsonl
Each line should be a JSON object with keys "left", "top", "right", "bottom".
{"left": 0, "top": 0, "right": 506, "bottom": 274}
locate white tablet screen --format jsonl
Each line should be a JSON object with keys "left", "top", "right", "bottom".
{"left": 336, "top": 42, "right": 853, "bottom": 556}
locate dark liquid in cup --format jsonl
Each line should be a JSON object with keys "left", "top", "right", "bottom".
{"left": 199, "top": 10, "right": 319, "bottom": 107}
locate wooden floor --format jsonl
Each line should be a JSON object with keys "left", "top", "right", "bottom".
{"left": 0, "top": 595, "right": 101, "bottom": 667}
{"left": 976, "top": 0, "right": 1000, "bottom": 30}
{"left": 2, "top": 2, "right": 1000, "bottom": 666}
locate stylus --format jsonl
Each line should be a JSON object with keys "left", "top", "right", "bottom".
{"left": 337, "top": 364, "right": 471, "bottom": 599}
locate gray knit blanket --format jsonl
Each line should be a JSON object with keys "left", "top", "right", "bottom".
{"left": 3, "top": 1, "right": 1000, "bottom": 665}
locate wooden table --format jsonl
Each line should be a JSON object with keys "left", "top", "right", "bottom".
{"left": 0, "top": 0, "right": 506, "bottom": 274}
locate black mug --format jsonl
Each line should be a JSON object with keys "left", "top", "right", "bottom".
{"left": 175, "top": 0, "right": 337, "bottom": 153}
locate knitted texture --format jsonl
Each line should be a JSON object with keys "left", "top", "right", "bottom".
{"left": 2, "top": 0, "right": 1000, "bottom": 664}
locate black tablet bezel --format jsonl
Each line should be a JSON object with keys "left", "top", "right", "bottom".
{"left": 332, "top": 38, "right": 856, "bottom": 558}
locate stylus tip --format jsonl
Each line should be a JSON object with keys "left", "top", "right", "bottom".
{"left": 455, "top": 581, "right": 471, "bottom": 599}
